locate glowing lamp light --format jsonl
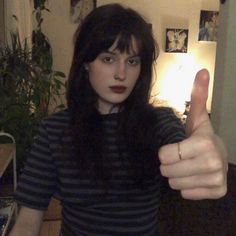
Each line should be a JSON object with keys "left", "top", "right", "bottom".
{"left": 157, "top": 54, "right": 202, "bottom": 113}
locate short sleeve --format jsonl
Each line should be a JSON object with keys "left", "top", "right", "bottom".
{"left": 156, "top": 107, "right": 186, "bottom": 145}
{"left": 14, "top": 122, "right": 57, "bottom": 210}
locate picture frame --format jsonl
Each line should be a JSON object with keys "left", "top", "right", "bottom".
{"left": 198, "top": 10, "right": 219, "bottom": 42}
{"left": 165, "top": 28, "right": 188, "bottom": 53}
{"left": 70, "top": 0, "right": 96, "bottom": 23}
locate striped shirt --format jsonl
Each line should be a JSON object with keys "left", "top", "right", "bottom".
{"left": 15, "top": 107, "right": 185, "bottom": 235}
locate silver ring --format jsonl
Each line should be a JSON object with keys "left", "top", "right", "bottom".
{"left": 178, "top": 142, "right": 182, "bottom": 161}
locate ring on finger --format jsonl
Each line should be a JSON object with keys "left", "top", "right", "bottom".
{"left": 177, "top": 142, "right": 182, "bottom": 161}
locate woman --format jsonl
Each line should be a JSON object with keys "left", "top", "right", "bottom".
{"left": 10, "top": 4, "right": 227, "bottom": 236}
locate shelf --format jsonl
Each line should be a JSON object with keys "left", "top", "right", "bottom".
{"left": 0, "top": 134, "right": 17, "bottom": 235}
{"left": 0, "top": 144, "right": 15, "bottom": 178}
{"left": 0, "top": 197, "right": 15, "bottom": 236}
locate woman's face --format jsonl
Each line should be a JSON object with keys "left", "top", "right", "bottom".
{"left": 86, "top": 37, "right": 141, "bottom": 114}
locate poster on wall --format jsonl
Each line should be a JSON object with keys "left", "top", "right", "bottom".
{"left": 165, "top": 28, "right": 188, "bottom": 53}
{"left": 70, "top": 0, "right": 96, "bottom": 23}
{"left": 198, "top": 10, "right": 219, "bottom": 42}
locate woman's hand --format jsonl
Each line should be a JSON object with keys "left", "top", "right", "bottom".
{"left": 159, "top": 69, "right": 228, "bottom": 200}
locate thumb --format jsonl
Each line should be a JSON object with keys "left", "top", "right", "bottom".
{"left": 186, "top": 69, "right": 212, "bottom": 136}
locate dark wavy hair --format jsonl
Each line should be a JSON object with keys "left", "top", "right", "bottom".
{"left": 66, "top": 4, "right": 159, "bottom": 184}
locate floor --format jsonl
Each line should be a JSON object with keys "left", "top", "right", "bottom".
{"left": 39, "top": 198, "right": 62, "bottom": 236}
{"left": 2, "top": 183, "right": 62, "bottom": 236}
{"left": 40, "top": 220, "right": 61, "bottom": 236}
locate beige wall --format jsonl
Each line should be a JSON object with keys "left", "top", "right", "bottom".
{"left": 5, "top": 0, "right": 235, "bottom": 162}
{"left": 211, "top": 0, "right": 236, "bottom": 164}
{"left": 42, "top": 0, "right": 219, "bottom": 113}
{"left": 4, "top": 0, "right": 33, "bottom": 46}
{"left": 98, "top": 0, "right": 219, "bottom": 112}
{"left": 41, "top": 1, "right": 78, "bottom": 77}
{"left": 0, "top": 0, "right": 4, "bottom": 45}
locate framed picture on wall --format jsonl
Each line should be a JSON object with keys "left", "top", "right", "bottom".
{"left": 70, "top": 0, "right": 96, "bottom": 23}
{"left": 198, "top": 10, "right": 219, "bottom": 42}
{"left": 165, "top": 28, "right": 188, "bottom": 53}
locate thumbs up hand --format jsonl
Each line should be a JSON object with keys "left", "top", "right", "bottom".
{"left": 159, "top": 69, "right": 228, "bottom": 200}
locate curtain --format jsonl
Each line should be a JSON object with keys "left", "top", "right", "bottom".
{"left": 4, "top": 0, "right": 33, "bottom": 46}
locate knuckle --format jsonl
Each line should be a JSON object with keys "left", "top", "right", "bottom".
{"left": 168, "top": 178, "right": 178, "bottom": 190}
{"left": 213, "top": 172, "right": 225, "bottom": 187}
{"left": 199, "top": 137, "right": 224, "bottom": 172}
{"left": 158, "top": 148, "right": 165, "bottom": 163}
{"left": 213, "top": 186, "right": 227, "bottom": 199}
{"left": 160, "top": 165, "right": 166, "bottom": 177}
{"left": 220, "top": 186, "right": 228, "bottom": 197}
{"left": 199, "top": 137, "right": 215, "bottom": 152}
{"left": 180, "top": 190, "right": 189, "bottom": 199}
{"left": 207, "top": 158, "right": 223, "bottom": 172}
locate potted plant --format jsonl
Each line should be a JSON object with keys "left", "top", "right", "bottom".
{"left": 0, "top": 0, "right": 66, "bottom": 176}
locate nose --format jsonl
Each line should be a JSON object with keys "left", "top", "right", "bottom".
{"left": 114, "top": 61, "right": 126, "bottom": 81}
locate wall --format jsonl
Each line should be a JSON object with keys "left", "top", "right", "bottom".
{"left": 97, "top": 0, "right": 219, "bottom": 112}
{"left": 4, "top": 0, "right": 235, "bottom": 163}
{"left": 42, "top": 0, "right": 219, "bottom": 112}
{"left": 41, "top": 1, "right": 78, "bottom": 77}
{"left": 4, "top": 0, "right": 33, "bottom": 46}
{"left": 0, "top": 0, "right": 5, "bottom": 45}
{"left": 211, "top": 0, "right": 236, "bottom": 164}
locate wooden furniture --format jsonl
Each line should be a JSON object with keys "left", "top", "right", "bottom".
{"left": 0, "top": 133, "right": 17, "bottom": 236}
{"left": 39, "top": 220, "right": 61, "bottom": 236}
{"left": 40, "top": 198, "right": 62, "bottom": 236}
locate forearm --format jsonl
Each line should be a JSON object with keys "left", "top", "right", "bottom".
{"left": 9, "top": 207, "right": 44, "bottom": 236}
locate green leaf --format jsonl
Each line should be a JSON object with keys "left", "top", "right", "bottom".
{"left": 54, "top": 71, "right": 66, "bottom": 78}
{"left": 1, "top": 0, "right": 65, "bottom": 177}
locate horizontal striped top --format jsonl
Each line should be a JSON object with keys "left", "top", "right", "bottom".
{"left": 15, "top": 107, "right": 185, "bottom": 235}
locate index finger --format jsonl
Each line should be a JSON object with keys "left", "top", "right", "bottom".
{"left": 159, "top": 142, "right": 182, "bottom": 165}
{"left": 159, "top": 136, "right": 200, "bottom": 165}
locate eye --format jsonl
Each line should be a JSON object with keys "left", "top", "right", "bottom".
{"left": 128, "top": 57, "right": 141, "bottom": 66}
{"left": 102, "top": 56, "right": 115, "bottom": 64}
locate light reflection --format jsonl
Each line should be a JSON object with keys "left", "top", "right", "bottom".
{"left": 155, "top": 54, "right": 202, "bottom": 113}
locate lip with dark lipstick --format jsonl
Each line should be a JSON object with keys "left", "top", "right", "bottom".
{"left": 109, "top": 86, "right": 127, "bottom": 93}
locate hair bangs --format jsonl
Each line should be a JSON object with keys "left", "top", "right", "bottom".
{"left": 114, "top": 33, "right": 141, "bottom": 55}
{"left": 86, "top": 29, "right": 140, "bottom": 62}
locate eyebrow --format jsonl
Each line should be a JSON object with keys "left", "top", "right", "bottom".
{"left": 102, "top": 50, "right": 140, "bottom": 57}
{"left": 102, "top": 50, "right": 116, "bottom": 55}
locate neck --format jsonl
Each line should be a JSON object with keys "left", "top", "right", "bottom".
{"left": 97, "top": 104, "right": 122, "bottom": 114}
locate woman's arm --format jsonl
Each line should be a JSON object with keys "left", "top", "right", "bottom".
{"left": 9, "top": 206, "right": 44, "bottom": 236}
